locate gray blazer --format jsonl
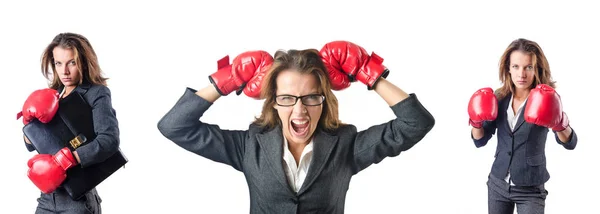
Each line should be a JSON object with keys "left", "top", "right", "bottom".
{"left": 157, "top": 88, "right": 435, "bottom": 214}
{"left": 25, "top": 82, "right": 120, "bottom": 168}
{"left": 472, "top": 92, "right": 577, "bottom": 186}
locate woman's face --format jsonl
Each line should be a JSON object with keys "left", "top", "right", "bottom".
{"left": 508, "top": 50, "right": 535, "bottom": 92}
{"left": 273, "top": 70, "right": 324, "bottom": 146}
{"left": 53, "top": 47, "right": 81, "bottom": 89}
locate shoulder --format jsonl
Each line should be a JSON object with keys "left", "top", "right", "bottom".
{"left": 79, "top": 84, "right": 112, "bottom": 102}
{"left": 493, "top": 88, "right": 511, "bottom": 102}
{"left": 324, "top": 124, "right": 357, "bottom": 136}
{"left": 86, "top": 84, "right": 112, "bottom": 95}
{"left": 77, "top": 84, "right": 114, "bottom": 107}
{"left": 248, "top": 122, "right": 270, "bottom": 135}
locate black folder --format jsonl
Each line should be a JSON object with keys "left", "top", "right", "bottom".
{"left": 22, "top": 91, "right": 127, "bottom": 200}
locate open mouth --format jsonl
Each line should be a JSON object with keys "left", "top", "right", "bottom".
{"left": 291, "top": 119, "right": 309, "bottom": 137}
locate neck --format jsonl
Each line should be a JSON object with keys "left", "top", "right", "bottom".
{"left": 513, "top": 88, "right": 530, "bottom": 100}
{"left": 63, "top": 86, "right": 76, "bottom": 98}
{"left": 286, "top": 138, "right": 310, "bottom": 166}
{"left": 287, "top": 140, "right": 308, "bottom": 153}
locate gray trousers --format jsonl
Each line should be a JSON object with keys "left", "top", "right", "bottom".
{"left": 35, "top": 187, "right": 102, "bottom": 214}
{"left": 487, "top": 174, "right": 548, "bottom": 214}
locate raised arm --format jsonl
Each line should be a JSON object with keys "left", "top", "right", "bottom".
{"left": 352, "top": 78, "right": 435, "bottom": 173}
{"left": 157, "top": 50, "right": 274, "bottom": 171}
{"left": 319, "top": 40, "right": 434, "bottom": 173}
{"left": 157, "top": 86, "right": 247, "bottom": 171}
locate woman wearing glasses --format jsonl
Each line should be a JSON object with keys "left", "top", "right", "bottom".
{"left": 157, "top": 41, "right": 435, "bottom": 213}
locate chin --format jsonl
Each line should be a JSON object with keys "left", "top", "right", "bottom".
{"left": 514, "top": 83, "right": 531, "bottom": 90}
{"left": 286, "top": 126, "right": 315, "bottom": 145}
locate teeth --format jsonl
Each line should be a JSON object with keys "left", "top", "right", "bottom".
{"left": 292, "top": 120, "right": 308, "bottom": 124}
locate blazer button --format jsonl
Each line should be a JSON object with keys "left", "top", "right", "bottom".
{"left": 292, "top": 198, "right": 298, "bottom": 204}
{"left": 508, "top": 152, "right": 512, "bottom": 156}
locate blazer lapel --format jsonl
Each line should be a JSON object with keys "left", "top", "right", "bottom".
{"left": 74, "top": 82, "right": 91, "bottom": 95}
{"left": 59, "top": 82, "right": 91, "bottom": 99}
{"left": 297, "top": 129, "right": 338, "bottom": 195}
{"left": 256, "top": 127, "right": 292, "bottom": 193}
{"left": 498, "top": 95, "right": 512, "bottom": 133}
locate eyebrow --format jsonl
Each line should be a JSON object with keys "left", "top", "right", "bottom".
{"left": 277, "top": 92, "right": 320, "bottom": 96}
{"left": 54, "top": 59, "right": 75, "bottom": 63}
{"left": 511, "top": 63, "right": 533, "bottom": 66}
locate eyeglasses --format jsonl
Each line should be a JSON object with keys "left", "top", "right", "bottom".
{"left": 275, "top": 94, "right": 325, "bottom": 107}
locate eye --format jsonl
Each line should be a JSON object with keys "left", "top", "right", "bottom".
{"left": 306, "top": 95, "right": 320, "bottom": 101}
{"left": 69, "top": 61, "right": 76, "bottom": 65}
{"left": 511, "top": 65, "right": 518, "bottom": 69}
{"left": 54, "top": 62, "right": 61, "bottom": 66}
{"left": 526, "top": 65, "right": 533, "bottom": 70}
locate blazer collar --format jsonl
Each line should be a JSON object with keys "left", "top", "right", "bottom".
{"left": 256, "top": 125, "right": 338, "bottom": 195}
{"left": 58, "top": 82, "right": 92, "bottom": 98}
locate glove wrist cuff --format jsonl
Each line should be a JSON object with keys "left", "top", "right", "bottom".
{"left": 209, "top": 71, "right": 239, "bottom": 96}
{"left": 552, "top": 112, "right": 569, "bottom": 132}
{"left": 469, "top": 119, "right": 483, "bottom": 129}
{"left": 55, "top": 147, "right": 77, "bottom": 170}
{"left": 358, "top": 52, "right": 389, "bottom": 90}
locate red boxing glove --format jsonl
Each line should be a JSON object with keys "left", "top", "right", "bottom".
{"left": 27, "top": 147, "right": 78, "bottom": 194}
{"left": 524, "top": 84, "right": 569, "bottom": 131}
{"left": 320, "top": 41, "right": 389, "bottom": 90}
{"left": 17, "top": 89, "right": 60, "bottom": 125}
{"left": 468, "top": 87, "right": 498, "bottom": 128}
{"left": 319, "top": 41, "right": 364, "bottom": 90}
{"left": 209, "top": 50, "right": 274, "bottom": 98}
{"left": 240, "top": 51, "right": 274, "bottom": 99}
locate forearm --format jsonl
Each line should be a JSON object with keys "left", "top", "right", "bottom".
{"left": 73, "top": 151, "right": 81, "bottom": 163}
{"left": 373, "top": 78, "right": 410, "bottom": 106}
{"left": 472, "top": 127, "right": 485, "bottom": 140}
{"left": 556, "top": 126, "right": 572, "bottom": 143}
{"left": 24, "top": 135, "right": 36, "bottom": 152}
{"left": 471, "top": 121, "right": 495, "bottom": 148}
{"left": 195, "top": 85, "right": 222, "bottom": 103}
{"left": 76, "top": 132, "right": 120, "bottom": 167}
{"left": 24, "top": 135, "right": 31, "bottom": 144}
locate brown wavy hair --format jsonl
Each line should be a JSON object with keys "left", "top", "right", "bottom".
{"left": 495, "top": 38, "right": 556, "bottom": 100}
{"left": 41, "top": 32, "right": 108, "bottom": 89}
{"left": 253, "top": 49, "right": 344, "bottom": 132}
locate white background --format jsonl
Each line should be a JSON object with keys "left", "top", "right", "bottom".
{"left": 1, "top": 0, "right": 597, "bottom": 213}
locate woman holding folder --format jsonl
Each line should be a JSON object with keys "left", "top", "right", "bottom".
{"left": 20, "top": 32, "right": 120, "bottom": 214}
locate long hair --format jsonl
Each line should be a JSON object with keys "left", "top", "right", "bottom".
{"left": 253, "top": 49, "right": 343, "bottom": 132}
{"left": 41, "top": 32, "right": 108, "bottom": 89}
{"left": 496, "top": 38, "right": 555, "bottom": 100}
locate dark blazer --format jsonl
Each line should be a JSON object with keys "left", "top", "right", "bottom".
{"left": 25, "top": 82, "right": 120, "bottom": 168}
{"left": 157, "top": 88, "right": 435, "bottom": 214}
{"left": 472, "top": 92, "right": 577, "bottom": 186}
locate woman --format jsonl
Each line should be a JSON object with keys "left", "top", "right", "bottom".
{"left": 467, "top": 38, "right": 577, "bottom": 214}
{"left": 21, "top": 32, "right": 120, "bottom": 214}
{"left": 157, "top": 41, "right": 435, "bottom": 213}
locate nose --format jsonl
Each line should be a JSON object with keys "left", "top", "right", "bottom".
{"left": 293, "top": 100, "right": 307, "bottom": 114}
{"left": 517, "top": 68, "right": 526, "bottom": 78}
{"left": 60, "top": 64, "right": 69, "bottom": 75}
